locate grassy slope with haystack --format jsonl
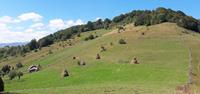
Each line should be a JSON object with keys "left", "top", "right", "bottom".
{"left": 1, "top": 22, "right": 200, "bottom": 94}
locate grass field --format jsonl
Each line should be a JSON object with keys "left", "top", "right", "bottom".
{"left": 0, "top": 23, "right": 196, "bottom": 94}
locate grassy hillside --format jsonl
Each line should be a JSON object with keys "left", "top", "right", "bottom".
{"left": 1, "top": 23, "right": 199, "bottom": 94}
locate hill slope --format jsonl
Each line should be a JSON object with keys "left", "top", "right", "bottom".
{"left": 2, "top": 23, "right": 199, "bottom": 93}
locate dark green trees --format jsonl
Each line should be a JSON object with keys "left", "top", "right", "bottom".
{"left": 27, "top": 39, "right": 38, "bottom": 50}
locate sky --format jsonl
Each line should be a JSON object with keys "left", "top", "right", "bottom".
{"left": 0, "top": 0, "right": 199, "bottom": 43}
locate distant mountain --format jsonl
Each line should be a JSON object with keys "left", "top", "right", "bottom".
{"left": 0, "top": 42, "right": 27, "bottom": 47}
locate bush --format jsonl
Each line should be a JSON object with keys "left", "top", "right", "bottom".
{"left": 77, "top": 33, "right": 81, "bottom": 37}
{"left": 88, "top": 35, "right": 95, "bottom": 40}
{"left": 0, "top": 77, "right": 4, "bottom": 92}
{"left": 84, "top": 34, "right": 95, "bottom": 41}
{"left": 110, "top": 42, "right": 114, "bottom": 46}
{"left": 118, "top": 39, "right": 126, "bottom": 44}
{"left": 34, "top": 49, "right": 38, "bottom": 52}
{"left": 16, "top": 71, "right": 23, "bottom": 79}
{"left": 16, "top": 62, "right": 23, "bottom": 69}
{"left": 8, "top": 70, "right": 17, "bottom": 80}
{"left": 84, "top": 37, "right": 89, "bottom": 41}
{"left": 0, "top": 71, "right": 5, "bottom": 77}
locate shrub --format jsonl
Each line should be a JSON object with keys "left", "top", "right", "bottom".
{"left": 34, "top": 49, "right": 38, "bottom": 52}
{"left": 118, "top": 39, "right": 126, "bottom": 44}
{"left": 110, "top": 42, "right": 113, "bottom": 46}
{"left": 84, "top": 37, "right": 89, "bottom": 41}
{"left": 8, "top": 70, "right": 17, "bottom": 80}
{"left": 0, "top": 77, "right": 4, "bottom": 92}
{"left": 16, "top": 71, "right": 23, "bottom": 79}
{"left": 16, "top": 62, "right": 23, "bottom": 69}
{"left": 84, "top": 34, "right": 96, "bottom": 41}
{"left": 88, "top": 35, "right": 95, "bottom": 40}
{"left": 77, "top": 33, "right": 81, "bottom": 37}
{"left": 0, "top": 71, "right": 5, "bottom": 77}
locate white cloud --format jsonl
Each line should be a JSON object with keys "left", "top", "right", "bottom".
{"left": 18, "top": 12, "right": 43, "bottom": 22}
{"left": 30, "top": 23, "right": 45, "bottom": 30}
{"left": 95, "top": 17, "right": 101, "bottom": 21}
{"left": 0, "top": 12, "right": 85, "bottom": 43}
{"left": 0, "top": 27, "right": 49, "bottom": 43}
{"left": 48, "top": 19, "right": 85, "bottom": 31}
{"left": 66, "top": 19, "right": 84, "bottom": 27}
{"left": 49, "top": 19, "right": 66, "bottom": 30}
{"left": 0, "top": 16, "right": 13, "bottom": 23}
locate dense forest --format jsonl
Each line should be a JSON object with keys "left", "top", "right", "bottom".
{"left": 0, "top": 7, "right": 200, "bottom": 59}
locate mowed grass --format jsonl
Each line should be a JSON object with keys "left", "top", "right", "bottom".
{"left": 1, "top": 23, "right": 190, "bottom": 94}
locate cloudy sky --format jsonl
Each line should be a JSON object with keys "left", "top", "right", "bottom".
{"left": 0, "top": 0, "right": 199, "bottom": 43}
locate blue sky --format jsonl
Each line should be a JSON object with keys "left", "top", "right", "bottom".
{"left": 0, "top": 0, "right": 199, "bottom": 43}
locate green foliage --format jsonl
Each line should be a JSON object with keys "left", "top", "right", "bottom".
{"left": 8, "top": 70, "right": 17, "bottom": 80}
{"left": 118, "top": 39, "right": 126, "bottom": 44}
{"left": 113, "top": 14, "right": 126, "bottom": 23}
{"left": 77, "top": 33, "right": 81, "bottom": 37}
{"left": 0, "top": 45, "right": 28, "bottom": 59}
{"left": 103, "top": 18, "right": 112, "bottom": 29}
{"left": 16, "top": 71, "right": 23, "bottom": 79}
{"left": 0, "top": 71, "right": 5, "bottom": 77}
{"left": 27, "top": 39, "right": 38, "bottom": 50}
{"left": 110, "top": 7, "right": 200, "bottom": 32}
{"left": 84, "top": 35, "right": 95, "bottom": 41}
{"left": 16, "top": 62, "right": 23, "bottom": 69}
{"left": 38, "top": 35, "right": 54, "bottom": 48}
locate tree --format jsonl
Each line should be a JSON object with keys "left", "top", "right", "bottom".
{"left": 103, "top": 18, "right": 112, "bottom": 29}
{"left": 38, "top": 37, "right": 54, "bottom": 48}
{"left": 113, "top": 14, "right": 125, "bottom": 23}
{"left": 27, "top": 39, "right": 38, "bottom": 50}
{"left": 86, "top": 21, "right": 94, "bottom": 31}
{"left": 94, "top": 19, "right": 103, "bottom": 29}
{"left": 0, "top": 77, "right": 4, "bottom": 92}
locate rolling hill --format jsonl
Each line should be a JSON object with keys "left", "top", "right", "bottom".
{"left": 1, "top": 22, "right": 200, "bottom": 94}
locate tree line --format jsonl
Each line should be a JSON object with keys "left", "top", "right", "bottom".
{"left": 0, "top": 7, "right": 200, "bottom": 59}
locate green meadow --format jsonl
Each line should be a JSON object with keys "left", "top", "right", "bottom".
{"left": 2, "top": 23, "right": 197, "bottom": 94}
